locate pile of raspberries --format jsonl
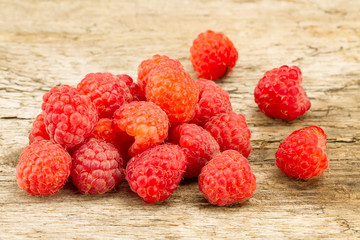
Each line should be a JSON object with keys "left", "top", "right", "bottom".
{"left": 16, "top": 30, "right": 329, "bottom": 206}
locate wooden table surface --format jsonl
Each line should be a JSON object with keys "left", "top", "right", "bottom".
{"left": 1, "top": 0, "right": 359, "bottom": 239}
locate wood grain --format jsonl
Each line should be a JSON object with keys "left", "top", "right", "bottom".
{"left": 1, "top": 0, "right": 359, "bottom": 239}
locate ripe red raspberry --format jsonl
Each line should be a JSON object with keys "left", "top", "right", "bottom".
{"left": 199, "top": 150, "right": 256, "bottom": 206}
{"left": 71, "top": 138, "right": 125, "bottom": 194}
{"left": 204, "top": 112, "right": 252, "bottom": 158}
{"left": 170, "top": 123, "right": 220, "bottom": 178}
{"left": 29, "top": 112, "right": 50, "bottom": 144}
{"left": 16, "top": 140, "right": 72, "bottom": 196}
{"left": 145, "top": 66, "right": 199, "bottom": 125}
{"left": 190, "top": 79, "right": 232, "bottom": 126}
{"left": 125, "top": 144, "right": 186, "bottom": 203}
{"left": 275, "top": 126, "right": 329, "bottom": 180}
{"left": 254, "top": 65, "right": 311, "bottom": 121}
{"left": 116, "top": 74, "right": 145, "bottom": 101}
{"left": 137, "top": 55, "right": 183, "bottom": 95}
{"left": 190, "top": 30, "right": 238, "bottom": 80}
{"left": 77, "top": 72, "right": 133, "bottom": 118}
{"left": 89, "top": 118, "right": 134, "bottom": 162}
{"left": 113, "top": 101, "right": 169, "bottom": 157}
{"left": 42, "top": 85, "right": 98, "bottom": 149}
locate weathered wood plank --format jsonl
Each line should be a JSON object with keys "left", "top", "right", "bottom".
{"left": 1, "top": 0, "right": 360, "bottom": 239}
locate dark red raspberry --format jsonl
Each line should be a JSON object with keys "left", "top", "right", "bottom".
{"left": 204, "top": 112, "right": 252, "bottom": 158}
{"left": 190, "top": 30, "right": 238, "bottom": 80}
{"left": 71, "top": 138, "right": 125, "bottom": 194}
{"left": 137, "top": 55, "right": 183, "bottom": 95}
{"left": 77, "top": 72, "right": 133, "bottom": 118}
{"left": 190, "top": 79, "right": 232, "bottom": 126}
{"left": 275, "top": 126, "right": 329, "bottom": 180}
{"left": 254, "top": 65, "right": 311, "bottom": 121}
{"left": 29, "top": 111, "right": 50, "bottom": 144}
{"left": 145, "top": 66, "right": 199, "bottom": 125}
{"left": 42, "top": 85, "right": 98, "bottom": 149}
{"left": 89, "top": 118, "right": 134, "bottom": 162}
{"left": 199, "top": 150, "right": 256, "bottom": 206}
{"left": 113, "top": 101, "right": 169, "bottom": 157}
{"left": 170, "top": 123, "right": 220, "bottom": 178}
{"left": 116, "top": 74, "right": 145, "bottom": 101}
{"left": 16, "top": 140, "right": 72, "bottom": 196}
{"left": 125, "top": 144, "right": 187, "bottom": 203}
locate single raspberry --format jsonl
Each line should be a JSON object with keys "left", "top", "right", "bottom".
{"left": 71, "top": 138, "right": 125, "bottom": 194}
{"left": 170, "top": 123, "right": 220, "bottom": 178}
{"left": 137, "top": 55, "right": 183, "bottom": 95}
{"left": 199, "top": 150, "right": 256, "bottom": 206}
{"left": 190, "top": 79, "right": 232, "bottom": 126}
{"left": 204, "top": 112, "right": 252, "bottom": 158}
{"left": 42, "top": 85, "right": 98, "bottom": 149}
{"left": 125, "top": 144, "right": 186, "bottom": 203}
{"left": 77, "top": 72, "right": 133, "bottom": 118}
{"left": 254, "top": 65, "right": 311, "bottom": 121}
{"left": 275, "top": 126, "right": 329, "bottom": 180}
{"left": 116, "top": 74, "right": 145, "bottom": 101}
{"left": 190, "top": 30, "right": 238, "bottom": 80}
{"left": 113, "top": 101, "right": 169, "bottom": 157}
{"left": 16, "top": 140, "right": 72, "bottom": 196}
{"left": 29, "top": 111, "right": 50, "bottom": 144}
{"left": 89, "top": 118, "right": 134, "bottom": 162}
{"left": 145, "top": 66, "right": 199, "bottom": 125}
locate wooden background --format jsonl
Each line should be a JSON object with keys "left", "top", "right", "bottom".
{"left": 1, "top": 0, "right": 359, "bottom": 239}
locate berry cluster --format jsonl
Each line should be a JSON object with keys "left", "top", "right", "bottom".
{"left": 16, "top": 29, "right": 328, "bottom": 207}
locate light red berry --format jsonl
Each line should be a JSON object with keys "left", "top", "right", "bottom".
{"left": 16, "top": 140, "right": 72, "bottom": 196}
{"left": 275, "top": 126, "right": 329, "bottom": 180}
{"left": 199, "top": 150, "right": 256, "bottom": 206}
{"left": 125, "top": 144, "right": 187, "bottom": 203}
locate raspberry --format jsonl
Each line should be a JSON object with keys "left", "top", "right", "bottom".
{"left": 204, "top": 112, "right": 252, "bottom": 158}
{"left": 16, "top": 140, "right": 72, "bottom": 196}
{"left": 89, "top": 118, "right": 133, "bottom": 162}
{"left": 170, "top": 123, "right": 220, "bottom": 178}
{"left": 275, "top": 126, "right": 329, "bottom": 180}
{"left": 29, "top": 112, "right": 50, "bottom": 144}
{"left": 113, "top": 101, "right": 169, "bottom": 157}
{"left": 190, "top": 79, "right": 232, "bottom": 126}
{"left": 190, "top": 30, "right": 238, "bottom": 80}
{"left": 42, "top": 85, "right": 98, "bottom": 149}
{"left": 125, "top": 144, "right": 186, "bottom": 203}
{"left": 117, "top": 74, "right": 145, "bottom": 101}
{"left": 71, "top": 138, "right": 124, "bottom": 194}
{"left": 77, "top": 72, "right": 133, "bottom": 118}
{"left": 199, "top": 150, "right": 256, "bottom": 206}
{"left": 137, "top": 55, "right": 183, "bottom": 95}
{"left": 254, "top": 65, "right": 311, "bottom": 121}
{"left": 145, "top": 66, "right": 199, "bottom": 125}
